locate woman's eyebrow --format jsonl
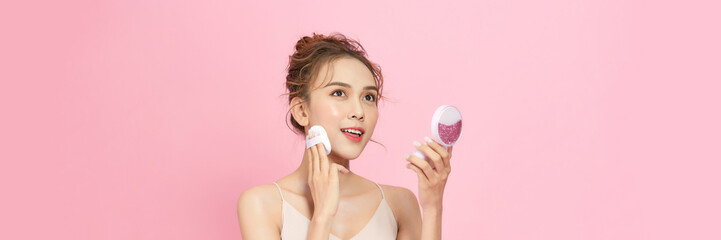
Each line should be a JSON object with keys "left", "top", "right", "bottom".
{"left": 325, "top": 82, "right": 351, "bottom": 88}
{"left": 325, "top": 82, "right": 378, "bottom": 92}
{"left": 364, "top": 86, "right": 379, "bottom": 92}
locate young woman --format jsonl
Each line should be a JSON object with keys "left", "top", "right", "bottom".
{"left": 237, "top": 33, "right": 454, "bottom": 240}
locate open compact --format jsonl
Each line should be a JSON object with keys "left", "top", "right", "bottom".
{"left": 413, "top": 105, "right": 463, "bottom": 162}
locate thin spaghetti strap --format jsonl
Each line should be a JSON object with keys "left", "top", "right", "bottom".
{"left": 272, "top": 182, "right": 285, "bottom": 228}
{"left": 374, "top": 182, "right": 386, "bottom": 199}
{"left": 272, "top": 182, "right": 285, "bottom": 202}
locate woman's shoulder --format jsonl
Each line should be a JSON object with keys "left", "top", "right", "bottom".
{"left": 237, "top": 183, "right": 283, "bottom": 221}
{"left": 377, "top": 184, "right": 421, "bottom": 221}
{"left": 237, "top": 183, "right": 283, "bottom": 237}
{"left": 378, "top": 184, "right": 417, "bottom": 202}
{"left": 238, "top": 183, "right": 282, "bottom": 209}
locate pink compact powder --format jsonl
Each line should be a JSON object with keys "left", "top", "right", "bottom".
{"left": 438, "top": 119, "right": 462, "bottom": 145}
{"left": 413, "top": 105, "right": 463, "bottom": 163}
{"left": 430, "top": 105, "right": 463, "bottom": 147}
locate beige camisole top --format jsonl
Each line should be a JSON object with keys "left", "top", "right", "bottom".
{"left": 272, "top": 182, "right": 398, "bottom": 240}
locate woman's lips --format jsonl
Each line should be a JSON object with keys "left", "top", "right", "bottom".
{"left": 342, "top": 131, "right": 362, "bottom": 142}
{"left": 340, "top": 127, "right": 364, "bottom": 143}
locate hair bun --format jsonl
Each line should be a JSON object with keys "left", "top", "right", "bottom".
{"left": 295, "top": 34, "right": 321, "bottom": 51}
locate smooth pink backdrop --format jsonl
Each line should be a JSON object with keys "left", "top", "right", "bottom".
{"left": 1, "top": 0, "right": 720, "bottom": 239}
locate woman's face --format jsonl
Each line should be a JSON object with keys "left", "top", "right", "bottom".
{"left": 305, "top": 57, "right": 379, "bottom": 160}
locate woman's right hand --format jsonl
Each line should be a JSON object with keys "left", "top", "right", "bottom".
{"left": 306, "top": 132, "right": 349, "bottom": 219}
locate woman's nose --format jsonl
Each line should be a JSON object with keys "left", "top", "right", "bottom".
{"left": 348, "top": 102, "right": 364, "bottom": 121}
{"left": 350, "top": 112, "right": 364, "bottom": 121}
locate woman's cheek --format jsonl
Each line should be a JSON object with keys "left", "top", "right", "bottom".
{"left": 313, "top": 101, "right": 344, "bottom": 124}
{"left": 321, "top": 102, "right": 343, "bottom": 119}
{"left": 365, "top": 106, "right": 379, "bottom": 122}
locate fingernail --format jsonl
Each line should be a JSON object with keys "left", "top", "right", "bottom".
{"left": 413, "top": 141, "right": 422, "bottom": 147}
{"left": 404, "top": 155, "right": 410, "bottom": 159}
{"left": 424, "top": 136, "right": 433, "bottom": 143}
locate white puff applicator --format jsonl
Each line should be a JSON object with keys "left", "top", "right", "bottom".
{"left": 306, "top": 125, "right": 332, "bottom": 155}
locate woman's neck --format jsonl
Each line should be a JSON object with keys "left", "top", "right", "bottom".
{"left": 293, "top": 150, "right": 355, "bottom": 193}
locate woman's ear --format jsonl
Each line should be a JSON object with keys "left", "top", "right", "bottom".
{"left": 290, "top": 96, "right": 309, "bottom": 127}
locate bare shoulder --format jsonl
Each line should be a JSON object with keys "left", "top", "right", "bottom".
{"left": 238, "top": 184, "right": 280, "bottom": 205}
{"left": 379, "top": 184, "right": 417, "bottom": 204}
{"left": 237, "top": 184, "right": 282, "bottom": 217}
{"left": 378, "top": 184, "right": 421, "bottom": 221}
{"left": 237, "top": 184, "right": 282, "bottom": 238}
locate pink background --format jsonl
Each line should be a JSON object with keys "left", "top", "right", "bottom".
{"left": 2, "top": 0, "right": 720, "bottom": 239}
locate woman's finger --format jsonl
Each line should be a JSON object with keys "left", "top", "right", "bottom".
{"left": 309, "top": 142, "right": 320, "bottom": 176}
{"left": 317, "top": 144, "right": 329, "bottom": 176}
{"left": 306, "top": 131, "right": 317, "bottom": 177}
{"left": 331, "top": 163, "right": 350, "bottom": 175}
{"left": 445, "top": 146, "right": 453, "bottom": 172}
{"left": 405, "top": 154, "right": 438, "bottom": 183}
{"left": 424, "top": 137, "right": 450, "bottom": 161}
{"left": 414, "top": 140, "right": 445, "bottom": 174}
{"left": 333, "top": 163, "right": 349, "bottom": 174}
{"left": 306, "top": 147, "right": 313, "bottom": 182}
{"left": 406, "top": 163, "right": 428, "bottom": 185}
{"left": 423, "top": 137, "right": 450, "bottom": 174}
{"left": 329, "top": 162, "right": 339, "bottom": 182}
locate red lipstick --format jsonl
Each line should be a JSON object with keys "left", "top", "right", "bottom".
{"left": 340, "top": 127, "right": 364, "bottom": 143}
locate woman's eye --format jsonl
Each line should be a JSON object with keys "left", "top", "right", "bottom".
{"left": 331, "top": 90, "right": 345, "bottom": 97}
{"left": 364, "top": 94, "right": 376, "bottom": 102}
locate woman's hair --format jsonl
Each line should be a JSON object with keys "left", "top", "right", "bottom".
{"left": 284, "top": 33, "right": 384, "bottom": 135}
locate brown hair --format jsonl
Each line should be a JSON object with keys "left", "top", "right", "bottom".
{"left": 284, "top": 33, "right": 384, "bottom": 135}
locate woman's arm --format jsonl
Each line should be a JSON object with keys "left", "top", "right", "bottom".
{"left": 306, "top": 214, "right": 334, "bottom": 239}
{"left": 420, "top": 208, "right": 443, "bottom": 240}
{"left": 405, "top": 137, "right": 454, "bottom": 240}
{"left": 393, "top": 186, "right": 443, "bottom": 240}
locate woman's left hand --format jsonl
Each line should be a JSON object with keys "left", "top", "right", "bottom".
{"left": 405, "top": 137, "right": 453, "bottom": 212}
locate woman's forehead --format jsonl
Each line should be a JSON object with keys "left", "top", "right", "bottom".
{"left": 312, "top": 58, "right": 376, "bottom": 90}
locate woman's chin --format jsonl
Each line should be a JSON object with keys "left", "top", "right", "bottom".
{"left": 328, "top": 139, "right": 369, "bottom": 160}
{"left": 330, "top": 148, "right": 362, "bottom": 161}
